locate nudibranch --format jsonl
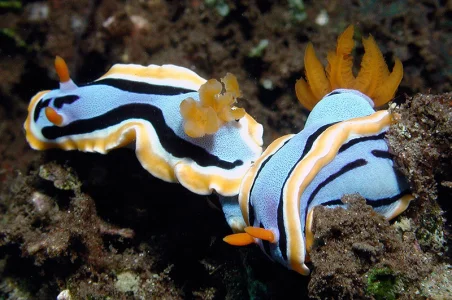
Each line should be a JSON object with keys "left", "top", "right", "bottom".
{"left": 24, "top": 57, "right": 263, "bottom": 196}
{"left": 223, "top": 25, "right": 414, "bottom": 275}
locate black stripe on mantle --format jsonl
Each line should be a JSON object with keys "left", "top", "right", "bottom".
{"left": 84, "top": 78, "right": 197, "bottom": 95}
{"left": 277, "top": 123, "right": 335, "bottom": 261}
{"left": 41, "top": 103, "right": 243, "bottom": 169}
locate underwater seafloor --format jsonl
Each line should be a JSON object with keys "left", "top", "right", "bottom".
{"left": 0, "top": 1, "right": 451, "bottom": 299}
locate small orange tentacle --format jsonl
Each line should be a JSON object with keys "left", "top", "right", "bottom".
{"left": 245, "top": 226, "right": 276, "bottom": 243}
{"left": 223, "top": 233, "right": 255, "bottom": 246}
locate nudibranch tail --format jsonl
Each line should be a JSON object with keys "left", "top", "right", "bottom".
{"left": 296, "top": 24, "right": 403, "bottom": 110}
{"left": 24, "top": 57, "right": 263, "bottom": 197}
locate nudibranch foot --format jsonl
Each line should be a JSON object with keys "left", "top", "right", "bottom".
{"left": 24, "top": 56, "right": 263, "bottom": 197}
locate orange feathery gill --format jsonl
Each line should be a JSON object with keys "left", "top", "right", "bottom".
{"left": 295, "top": 25, "right": 403, "bottom": 110}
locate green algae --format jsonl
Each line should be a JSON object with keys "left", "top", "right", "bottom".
{"left": 365, "top": 267, "right": 400, "bottom": 300}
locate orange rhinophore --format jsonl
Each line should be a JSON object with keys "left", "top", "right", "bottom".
{"left": 54, "top": 56, "right": 70, "bottom": 83}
